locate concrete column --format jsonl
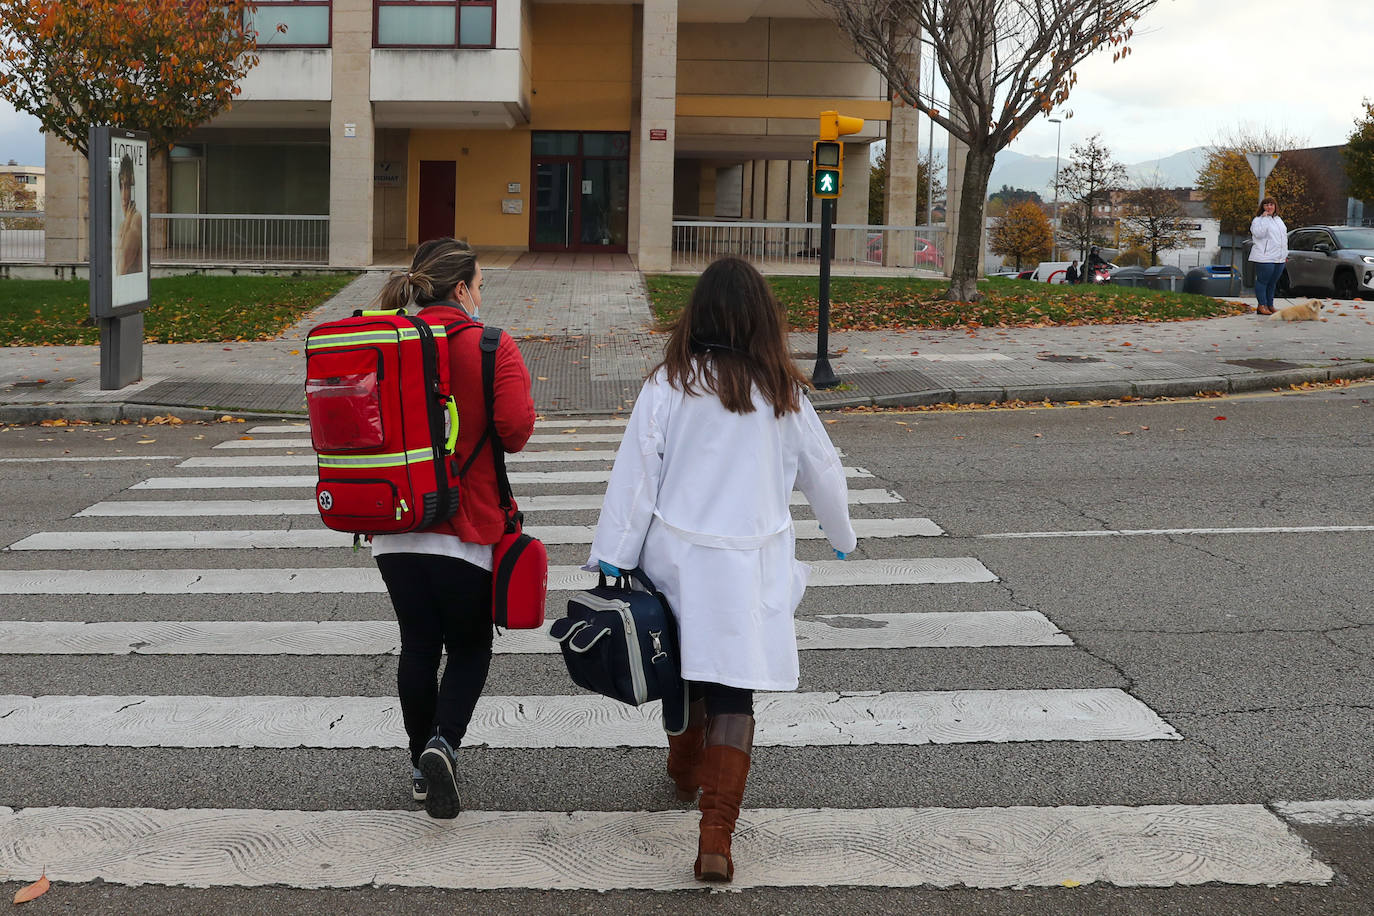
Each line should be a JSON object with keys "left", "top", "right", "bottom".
{"left": 148, "top": 149, "right": 170, "bottom": 258}
{"left": 635, "top": 0, "right": 677, "bottom": 271}
{"left": 789, "top": 160, "right": 809, "bottom": 222}
{"left": 43, "top": 134, "right": 87, "bottom": 264}
{"left": 837, "top": 142, "right": 871, "bottom": 226}
{"left": 885, "top": 103, "right": 921, "bottom": 268}
{"left": 741, "top": 161, "right": 756, "bottom": 219}
{"left": 698, "top": 162, "right": 716, "bottom": 216}
{"left": 328, "top": 0, "right": 374, "bottom": 267}
{"left": 765, "top": 160, "right": 790, "bottom": 221}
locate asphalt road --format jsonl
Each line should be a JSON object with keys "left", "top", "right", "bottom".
{"left": 2, "top": 385, "right": 1374, "bottom": 914}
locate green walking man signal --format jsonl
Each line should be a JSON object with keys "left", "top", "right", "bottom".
{"left": 811, "top": 111, "right": 864, "bottom": 200}
{"left": 812, "top": 140, "right": 843, "bottom": 198}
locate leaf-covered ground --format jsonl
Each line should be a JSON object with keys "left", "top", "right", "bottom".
{"left": 0, "top": 274, "right": 358, "bottom": 346}
{"left": 644, "top": 275, "right": 1250, "bottom": 331}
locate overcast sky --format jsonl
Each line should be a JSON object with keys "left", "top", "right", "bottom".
{"left": 1, "top": 0, "right": 1369, "bottom": 172}
{"left": 1005, "top": 0, "right": 1371, "bottom": 165}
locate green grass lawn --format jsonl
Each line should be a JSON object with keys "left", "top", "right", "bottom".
{"left": 1, "top": 273, "right": 359, "bottom": 346}
{"left": 644, "top": 275, "right": 1250, "bottom": 331}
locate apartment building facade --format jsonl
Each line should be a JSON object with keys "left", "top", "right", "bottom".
{"left": 43, "top": 0, "right": 928, "bottom": 270}
{"left": 0, "top": 162, "right": 43, "bottom": 211}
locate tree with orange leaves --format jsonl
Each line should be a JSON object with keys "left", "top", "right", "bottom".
{"left": 990, "top": 200, "right": 1053, "bottom": 270}
{"left": 0, "top": 0, "right": 263, "bottom": 156}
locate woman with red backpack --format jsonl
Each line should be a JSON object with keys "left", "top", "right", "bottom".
{"left": 368, "top": 238, "right": 536, "bottom": 819}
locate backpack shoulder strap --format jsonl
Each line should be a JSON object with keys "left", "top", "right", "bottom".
{"left": 455, "top": 326, "right": 513, "bottom": 515}
{"left": 477, "top": 326, "right": 515, "bottom": 515}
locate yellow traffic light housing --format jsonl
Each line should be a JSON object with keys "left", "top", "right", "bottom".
{"left": 819, "top": 110, "right": 865, "bottom": 141}
{"left": 812, "top": 140, "right": 843, "bottom": 199}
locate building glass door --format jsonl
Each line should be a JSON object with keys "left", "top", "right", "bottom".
{"left": 530, "top": 131, "right": 629, "bottom": 252}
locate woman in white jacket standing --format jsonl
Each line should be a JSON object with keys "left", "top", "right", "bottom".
{"left": 589, "top": 256, "right": 857, "bottom": 883}
{"left": 1250, "top": 197, "right": 1288, "bottom": 315}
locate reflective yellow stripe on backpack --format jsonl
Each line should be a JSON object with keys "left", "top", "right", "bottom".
{"left": 317, "top": 447, "right": 434, "bottom": 469}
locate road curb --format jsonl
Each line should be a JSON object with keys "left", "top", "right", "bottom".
{"left": 5, "top": 366, "right": 1373, "bottom": 424}
{"left": 0, "top": 403, "right": 305, "bottom": 424}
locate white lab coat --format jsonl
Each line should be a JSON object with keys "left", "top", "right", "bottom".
{"left": 588, "top": 368, "right": 857, "bottom": 691}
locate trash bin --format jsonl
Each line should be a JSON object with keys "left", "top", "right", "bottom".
{"left": 1183, "top": 265, "right": 1238, "bottom": 297}
{"left": 1109, "top": 266, "right": 1146, "bottom": 287}
{"left": 1239, "top": 241, "right": 1256, "bottom": 289}
{"left": 1142, "top": 265, "right": 1187, "bottom": 292}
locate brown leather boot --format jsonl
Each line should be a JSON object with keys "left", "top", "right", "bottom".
{"left": 694, "top": 713, "right": 754, "bottom": 883}
{"left": 666, "top": 699, "right": 706, "bottom": 802}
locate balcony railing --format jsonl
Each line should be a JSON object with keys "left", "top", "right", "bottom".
{"left": 151, "top": 213, "right": 330, "bottom": 265}
{"left": 0, "top": 210, "right": 44, "bottom": 262}
{"left": 671, "top": 220, "right": 947, "bottom": 274}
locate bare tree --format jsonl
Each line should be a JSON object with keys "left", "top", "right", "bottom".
{"left": 1118, "top": 186, "right": 1192, "bottom": 265}
{"left": 1056, "top": 203, "right": 1113, "bottom": 259}
{"left": 819, "top": 0, "right": 1160, "bottom": 300}
{"left": 1056, "top": 134, "right": 1127, "bottom": 258}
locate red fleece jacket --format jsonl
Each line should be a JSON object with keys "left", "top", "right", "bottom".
{"left": 419, "top": 303, "right": 536, "bottom": 544}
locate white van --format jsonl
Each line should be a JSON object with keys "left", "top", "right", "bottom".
{"left": 1029, "top": 261, "right": 1076, "bottom": 284}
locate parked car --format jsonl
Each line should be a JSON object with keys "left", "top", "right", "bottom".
{"left": 864, "top": 233, "right": 944, "bottom": 269}
{"left": 913, "top": 236, "right": 943, "bottom": 269}
{"left": 1279, "top": 226, "right": 1374, "bottom": 299}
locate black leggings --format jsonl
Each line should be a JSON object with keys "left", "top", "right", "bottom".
{"left": 376, "top": 553, "right": 493, "bottom": 766}
{"left": 688, "top": 680, "right": 754, "bottom": 717}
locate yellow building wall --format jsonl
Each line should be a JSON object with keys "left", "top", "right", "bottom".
{"left": 529, "top": 5, "right": 633, "bottom": 129}
{"left": 404, "top": 5, "right": 634, "bottom": 248}
{"left": 407, "top": 130, "right": 533, "bottom": 248}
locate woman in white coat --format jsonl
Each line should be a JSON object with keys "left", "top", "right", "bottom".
{"left": 589, "top": 256, "right": 857, "bottom": 883}
{"left": 1250, "top": 197, "right": 1288, "bottom": 315}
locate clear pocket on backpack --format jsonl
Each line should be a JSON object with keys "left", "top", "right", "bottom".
{"left": 306, "top": 348, "right": 384, "bottom": 450}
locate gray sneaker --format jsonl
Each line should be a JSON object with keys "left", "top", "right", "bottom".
{"left": 411, "top": 766, "right": 427, "bottom": 803}
{"left": 417, "top": 734, "right": 461, "bottom": 819}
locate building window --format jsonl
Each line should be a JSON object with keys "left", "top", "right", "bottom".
{"left": 247, "top": 1, "right": 332, "bottom": 48}
{"left": 375, "top": 1, "right": 495, "bottom": 48}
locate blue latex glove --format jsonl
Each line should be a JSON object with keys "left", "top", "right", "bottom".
{"left": 598, "top": 560, "right": 622, "bottom": 577}
{"left": 833, "top": 549, "right": 847, "bottom": 560}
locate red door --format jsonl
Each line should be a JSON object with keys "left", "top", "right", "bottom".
{"left": 418, "top": 161, "right": 456, "bottom": 243}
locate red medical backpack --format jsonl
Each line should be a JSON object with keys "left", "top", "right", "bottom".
{"left": 304, "top": 308, "right": 476, "bottom": 535}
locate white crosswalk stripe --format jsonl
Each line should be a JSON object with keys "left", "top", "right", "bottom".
{"left": 178, "top": 450, "right": 622, "bottom": 467}
{"left": 0, "top": 689, "right": 1179, "bottom": 748}
{"left": 0, "top": 803, "right": 1329, "bottom": 891}
{"left": 8, "top": 518, "right": 944, "bottom": 550}
{"left": 75, "top": 488, "right": 907, "bottom": 516}
{"left": 132, "top": 466, "right": 875, "bottom": 488}
{"left": 0, "top": 421, "right": 1335, "bottom": 896}
{"left": 0, "top": 559, "right": 997, "bottom": 594}
{"left": 0, "top": 612, "right": 1071, "bottom": 655}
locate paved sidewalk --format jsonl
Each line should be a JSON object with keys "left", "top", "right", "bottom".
{"left": 2, "top": 270, "right": 1372, "bottom": 422}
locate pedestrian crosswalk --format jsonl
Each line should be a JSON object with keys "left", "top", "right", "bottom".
{"left": 0, "top": 417, "right": 1338, "bottom": 896}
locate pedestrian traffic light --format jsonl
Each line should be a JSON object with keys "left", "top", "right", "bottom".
{"left": 812, "top": 140, "right": 843, "bottom": 199}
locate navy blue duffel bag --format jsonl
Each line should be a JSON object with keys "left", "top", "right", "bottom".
{"left": 549, "top": 567, "right": 690, "bottom": 735}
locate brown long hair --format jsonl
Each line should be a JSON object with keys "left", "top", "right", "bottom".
{"left": 654, "top": 257, "right": 809, "bottom": 417}
{"left": 1256, "top": 197, "right": 1279, "bottom": 217}
{"left": 373, "top": 237, "right": 478, "bottom": 310}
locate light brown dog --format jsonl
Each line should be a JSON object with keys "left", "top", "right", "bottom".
{"left": 1272, "top": 299, "right": 1324, "bottom": 321}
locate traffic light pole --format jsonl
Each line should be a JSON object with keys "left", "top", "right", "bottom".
{"left": 811, "top": 197, "right": 839, "bottom": 389}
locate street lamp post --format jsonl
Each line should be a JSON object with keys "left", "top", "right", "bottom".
{"left": 1049, "top": 117, "right": 1062, "bottom": 262}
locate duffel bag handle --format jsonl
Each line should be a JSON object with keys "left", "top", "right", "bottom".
{"left": 548, "top": 617, "right": 585, "bottom": 644}
{"left": 596, "top": 566, "right": 659, "bottom": 595}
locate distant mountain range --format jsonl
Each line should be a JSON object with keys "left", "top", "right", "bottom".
{"left": 987, "top": 146, "right": 1209, "bottom": 198}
